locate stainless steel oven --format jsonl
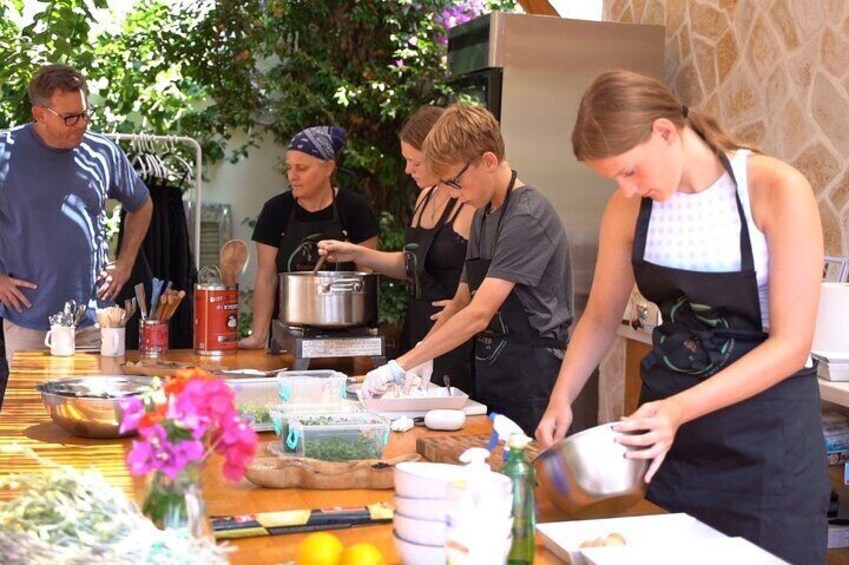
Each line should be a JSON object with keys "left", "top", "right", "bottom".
{"left": 447, "top": 13, "right": 665, "bottom": 431}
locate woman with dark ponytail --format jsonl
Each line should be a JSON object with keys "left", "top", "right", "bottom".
{"left": 538, "top": 70, "right": 828, "bottom": 564}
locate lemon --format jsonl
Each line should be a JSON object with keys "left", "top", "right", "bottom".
{"left": 339, "top": 542, "right": 386, "bottom": 565}
{"left": 295, "top": 532, "right": 344, "bottom": 565}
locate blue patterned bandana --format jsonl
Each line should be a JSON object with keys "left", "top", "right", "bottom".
{"left": 287, "top": 125, "right": 346, "bottom": 161}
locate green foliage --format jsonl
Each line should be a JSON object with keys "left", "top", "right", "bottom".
{"left": 0, "top": 0, "right": 198, "bottom": 136}
{"left": 377, "top": 211, "right": 409, "bottom": 326}
{"left": 0, "top": 0, "right": 519, "bottom": 326}
{"left": 238, "top": 288, "right": 254, "bottom": 339}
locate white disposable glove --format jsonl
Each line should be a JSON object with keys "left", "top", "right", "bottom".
{"left": 407, "top": 342, "right": 434, "bottom": 391}
{"left": 363, "top": 360, "right": 407, "bottom": 397}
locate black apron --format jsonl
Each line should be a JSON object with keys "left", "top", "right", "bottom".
{"left": 400, "top": 187, "right": 474, "bottom": 394}
{"left": 633, "top": 154, "right": 828, "bottom": 565}
{"left": 465, "top": 171, "right": 567, "bottom": 437}
{"left": 276, "top": 188, "right": 353, "bottom": 273}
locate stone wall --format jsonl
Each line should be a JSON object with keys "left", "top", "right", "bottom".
{"left": 605, "top": 0, "right": 849, "bottom": 254}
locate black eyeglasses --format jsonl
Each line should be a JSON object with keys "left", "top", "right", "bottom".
{"left": 44, "top": 106, "right": 94, "bottom": 126}
{"left": 439, "top": 161, "right": 472, "bottom": 190}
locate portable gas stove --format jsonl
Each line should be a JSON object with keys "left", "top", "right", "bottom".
{"left": 270, "top": 320, "right": 386, "bottom": 370}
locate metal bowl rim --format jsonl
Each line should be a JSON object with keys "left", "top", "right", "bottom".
{"left": 36, "top": 375, "right": 156, "bottom": 397}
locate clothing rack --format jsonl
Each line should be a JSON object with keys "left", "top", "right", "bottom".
{"left": 104, "top": 133, "right": 202, "bottom": 270}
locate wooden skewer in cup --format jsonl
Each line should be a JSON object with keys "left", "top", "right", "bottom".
{"left": 161, "top": 290, "right": 186, "bottom": 321}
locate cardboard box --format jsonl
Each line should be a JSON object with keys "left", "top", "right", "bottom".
{"left": 823, "top": 411, "right": 848, "bottom": 426}
{"left": 828, "top": 450, "right": 849, "bottom": 466}
{"left": 824, "top": 423, "right": 849, "bottom": 452}
{"left": 828, "top": 523, "right": 849, "bottom": 549}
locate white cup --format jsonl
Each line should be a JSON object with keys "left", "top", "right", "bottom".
{"left": 100, "top": 327, "right": 126, "bottom": 357}
{"left": 44, "top": 325, "right": 75, "bottom": 356}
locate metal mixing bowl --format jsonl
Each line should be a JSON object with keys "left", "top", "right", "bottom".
{"left": 534, "top": 422, "right": 648, "bottom": 518}
{"left": 36, "top": 376, "right": 155, "bottom": 439}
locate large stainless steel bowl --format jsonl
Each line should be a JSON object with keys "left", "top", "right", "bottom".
{"left": 534, "top": 422, "right": 648, "bottom": 518}
{"left": 36, "top": 376, "right": 155, "bottom": 439}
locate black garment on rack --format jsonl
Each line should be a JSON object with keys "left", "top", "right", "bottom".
{"left": 117, "top": 179, "right": 198, "bottom": 349}
{"left": 0, "top": 338, "right": 7, "bottom": 412}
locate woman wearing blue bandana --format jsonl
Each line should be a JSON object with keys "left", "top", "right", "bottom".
{"left": 240, "top": 125, "right": 379, "bottom": 349}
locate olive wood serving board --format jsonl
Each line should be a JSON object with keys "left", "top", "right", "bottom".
{"left": 245, "top": 450, "right": 421, "bottom": 490}
{"left": 416, "top": 434, "right": 542, "bottom": 470}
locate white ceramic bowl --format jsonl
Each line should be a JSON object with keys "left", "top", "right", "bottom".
{"left": 446, "top": 512, "right": 513, "bottom": 542}
{"left": 445, "top": 533, "right": 514, "bottom": 564}
{"left": 393, "top": 531, "right": 445, "bottom": 565}
{"left": 394, "top": 462, "right": 466, "bottom": 499}
{"left": 394, "top": 495, "right": 448, "bottom": 521}
{"left": 393, "top": 511, "right": 447, "bottom": 546}
{"left": 446, "top": 472, "right": 514, "bottom": 513}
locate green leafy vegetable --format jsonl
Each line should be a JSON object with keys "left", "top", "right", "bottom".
{"left": 237, "top": 402, "right": 272, "bottom": 425}
{"left": 0, "top": 447, "right": 231, "bottom": 565}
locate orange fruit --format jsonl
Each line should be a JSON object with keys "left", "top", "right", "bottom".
{"left": 295, "top": 532, "right": 344, "bottom": 565}
{"left": 339, "top": 542, "right": 386, "bottom": 565}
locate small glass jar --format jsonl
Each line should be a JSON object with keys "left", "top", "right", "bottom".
{"left": 139, "top": 319, "right": 169, "bottom": 356}
{"left": 142, "top": 462, "right": 212, "bottom": 540}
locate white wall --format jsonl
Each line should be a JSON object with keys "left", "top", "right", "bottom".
{"left": 201, "top": 130, "right": 287, "bottom": 292}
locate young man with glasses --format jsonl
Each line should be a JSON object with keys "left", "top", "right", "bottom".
{"left": 363, "top": 103, "right": 574, "bottom": 436}
{"left": 0, "top": 64, "right": 152, "bottom": 374}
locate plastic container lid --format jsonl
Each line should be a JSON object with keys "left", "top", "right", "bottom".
{"left": 275, "top": 370, "right": 348, "bottom": 403}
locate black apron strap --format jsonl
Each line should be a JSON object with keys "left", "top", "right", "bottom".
{"left": 329, "top": 187, "right": 349, "bottom": 240}
{"left": 631, "top": 197, "right": 653, "bottom": 264}
{"left": 717, "top": 153, "right": 754, "bottom": 272}
{"left": 411, "top": 186, "right": 436, "bottom": 226}
{"left": 443, "top": 197, "right": 463, "bottom": 226}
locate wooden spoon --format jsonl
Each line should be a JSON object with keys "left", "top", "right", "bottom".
{"left": 312, "top": 253, "right": 328, "bottom": 273}
{"left": 219, "top": 239, "right": 249, "bottom": 286}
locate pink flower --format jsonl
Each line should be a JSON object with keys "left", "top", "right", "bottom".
{"left": 119, "top": 396, "right": 145, "bottom": 433}
{"left": 121, "top": 370, "right": 258, "bottom": 481}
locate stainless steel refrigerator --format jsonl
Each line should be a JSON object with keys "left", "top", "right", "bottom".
{"left": 447, "top": 13, "right": 665, "bottom": 431}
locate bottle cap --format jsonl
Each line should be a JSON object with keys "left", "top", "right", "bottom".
{"left": 459, "top": 447, "right": 491, "bottom": 469}
{"left": 507, "top": 433, "right": 532, "bottom": 450}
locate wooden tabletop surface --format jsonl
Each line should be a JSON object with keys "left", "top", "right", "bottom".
{"left": 0, "top": 349, "right": 663, "bottom": 564}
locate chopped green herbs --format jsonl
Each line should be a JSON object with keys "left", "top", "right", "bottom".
{"left": 302, "top": 434, "right": 383, "bottom": 461}
{"left": 237, "top": 402, "right": 272, "bottom": 424}
{"left": 281, "top": 415, "right": 386, "bottom": 461}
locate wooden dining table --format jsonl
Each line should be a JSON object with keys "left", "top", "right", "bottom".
{"left": 0, "top": 349, "right": 662, "bottom": 564}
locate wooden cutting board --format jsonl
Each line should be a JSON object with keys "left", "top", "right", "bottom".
{"left": 416, "top": 434, "right": 542, "bottom": 470}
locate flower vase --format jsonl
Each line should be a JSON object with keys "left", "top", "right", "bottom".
{"left": 142, "top": 463, "right": 213, "bottom": 540}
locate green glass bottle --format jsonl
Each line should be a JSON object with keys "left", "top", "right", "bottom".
{"left": 501, "top": 434, "right": 535, "bottom": 565}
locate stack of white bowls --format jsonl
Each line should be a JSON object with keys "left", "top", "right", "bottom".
{"left": 393, "top": 462, "right": 463, "bottom": 565}
{"left": 392, "top": 461, "right": 514, "bottom": 565}
{"left": 445, "top": 470, "right": 514, "bottom": 564}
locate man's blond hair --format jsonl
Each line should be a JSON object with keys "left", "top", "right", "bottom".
{"left": 422, "top": 104, "right": 505, "bottom": 176}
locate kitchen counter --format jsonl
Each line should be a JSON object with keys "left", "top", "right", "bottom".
{"left": 0, "top": 349, "right": 662, "bottom": 564}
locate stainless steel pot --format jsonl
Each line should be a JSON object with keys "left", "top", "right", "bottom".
{"left": 278, "top": 271, "right": 378, "bottom": 328}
